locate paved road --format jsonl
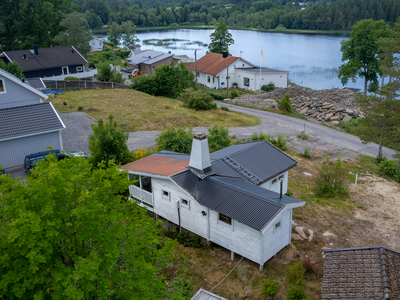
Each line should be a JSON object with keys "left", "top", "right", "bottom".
{"left": 127, "top": 103, "right": 397, "bottom": 159}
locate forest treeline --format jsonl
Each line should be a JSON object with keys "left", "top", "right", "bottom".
{"left": 78, "top": 0, "right": 400, "bottom": 31}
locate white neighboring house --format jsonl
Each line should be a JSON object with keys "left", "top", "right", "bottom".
{"left": 120, "top": 136, "right": 305, "bottom": 270}
{"left": 186, "top": 52, "right": 289, "bottom": 91}
{"left": 89, "top": 38, "right": 104, "bottom": 52}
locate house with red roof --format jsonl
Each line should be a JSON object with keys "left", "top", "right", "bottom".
{"left": 186, "top": 51, "right": 289, "bottom": 91}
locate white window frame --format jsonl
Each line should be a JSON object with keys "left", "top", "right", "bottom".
{"left": 0, "top": 78, "right": 6, "bottom": 94}
{"left": 162, "top": 190, "right": 170, "bottom": 201}
{"left": 76, "top": 66, "right": 83, "bottom": 72}
{"left": 207, "top": 75, "right": 210, "bottom": 83}
{"left": 274, "top": 220, "right": 282, "bottom": 233}
{"left": 244, "top": 77, "right": 250, "bottom": 87}
{"left": 218, "top": 213, "right": 232, "bottom": 227}
{"left": 181, "top": 198, "right": 190, "bottom": 210}
{"left": 62, "top": 66, "right": 69, "bottom": 75}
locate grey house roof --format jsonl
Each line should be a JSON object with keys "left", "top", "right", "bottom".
{"left": 236, "top": 67, "right": 289, "bottom": 74}
{"left": 322, "top": 247, "right": 400, "bottom": 300}
{"left": 127, "top": 50, "right": 174, "bottom": 65}
{"left": 191, "top": 289, "right": 228, "bottom": 300}
{"left": 0, "top": 102, "right": 65, "bottom": 141}
{"left": 4, "top": 46, "right": 87, "bottom": 72}
{"left": 25, "top": 78, "right": 46, "bottom": 90}
{"left": 211, "top": 141, "right": 297, "bottom": 184}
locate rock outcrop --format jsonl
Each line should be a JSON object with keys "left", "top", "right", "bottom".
{"left": 228, "top": 86, "right": 364, "bottom": 126}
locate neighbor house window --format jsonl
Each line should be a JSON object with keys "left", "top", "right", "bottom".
{"left": 219, "top": 213, "right": 232, "bottom": 225}
{"left": 274, "top": 221, "right": 281, "bottom": 231}
{"left": 0, "top": 79, "right": 5, "bottom": 93}
{"left": 207, "top": 76, "right": 210, "bottom": 83}
{"left": 76, "top": 67, "right": 83, "bottom": 72}
{"left": 197, "top": 72, "right": 200, "bottom": 77}
{"left": 244, "top": 77, "right": 250, "bottom": 87}
{"left": 212, "top": 77, "right": 215, "bottom": 83}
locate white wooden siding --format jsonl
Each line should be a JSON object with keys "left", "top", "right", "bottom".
{"left": 259, "top": 171, "right": 289, "bottom": 194}
{"left": 209, "top": 210, "right": 261, "bottom": 263}
{"left": 261, "top": 207, "right": 292, "bottom": 265}
{"left": 152, "top": 178, "right": 209, "bottom": 239}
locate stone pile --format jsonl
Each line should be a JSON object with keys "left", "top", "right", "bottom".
{"left": 229, "top": 86, "right": 363, "bottom": 125}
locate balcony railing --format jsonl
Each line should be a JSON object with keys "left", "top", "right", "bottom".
{"left": 129, "top": 185, "right": 153, "bottom": 206}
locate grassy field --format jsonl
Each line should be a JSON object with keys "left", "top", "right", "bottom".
{"left": 49, "top": 89, "right": 260, "bottom": 132}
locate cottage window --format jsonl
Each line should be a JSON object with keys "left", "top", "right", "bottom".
{"left": 272, "top": 178, "right": 277, "bottom": 185}
{"left": 207, "top": 76, "right": 210, "bottom": 83}
{"left": 279, "top": 175, "right": 284, "bottom": 181}
{"left": 219, "top": 213, "right": 232, "bottom": 225}
{"left": 76, "top": 66, "right": 83, "bottom": 72}
{"left": 0, "top": 79, "right": 5, "bottom": 93}
{"left": 212, "top": 77, "right": 215, "bottom": 83}
{"left": 197, "top": 72, "right": 200, "bottom": 77}
{"left": 244, "top": 77, "right": 250, "bottom": 87}
{"left": 181, "top": 199, "right": 190, "bottom": 209}
{"left": 274, "top": 221, "right": 281, "bottom": 232}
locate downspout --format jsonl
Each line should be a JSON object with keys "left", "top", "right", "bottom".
{"left": 177, "top": 200, "right": 181, "bottom": 233}
{"left": 58, "top": 131, "right": 63, "bottom": 150}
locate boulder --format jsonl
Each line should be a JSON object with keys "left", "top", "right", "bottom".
{"left": 330, "top": 121, "right": 340, "bottom": 126}
{"left": 322, "top": 104, "right": 333, "bottom": 109}
{"left": 331, "top": 116, "right": 340, "bottom": 121}
{"left": 341, "top": 115, "right": 353, "bottom": 122}
{"left": 325, "top": 113, "right": 333, "bottom": 121}
{"left": 300, "top": 107, "right": 309, "bottom": 115}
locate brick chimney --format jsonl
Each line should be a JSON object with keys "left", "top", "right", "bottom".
{"left": 189, "top": 134, "right": 212, "bottom": 175}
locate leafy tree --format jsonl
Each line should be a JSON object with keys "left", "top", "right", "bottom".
{"left": 89, "top": 114, "right": 134, "bottom": 168}
{"left": 208, "top": 22, "right": 234, "bottom": 54}
{"left": 287, "top": 285, "right": 307, "bottom": 300}
{"left": 155, "top": 127, "right": 193, "bottom": 154}
{"left": 132, "top": 62, "right": 194, "bottom": 98}
{"left": 108, "top": 21, "right": 139, "bottom": 47}
{"left": 354, "top": 94, "right": 400, "bottom": 157}
{"left": 338, "top": 19, "right": 393, "bottom": 95}
{"left": 0, "top": 0, "right": 75, "bottom": 50}
{"left": 0, "top": 155, "right": 177, "bottom": 299}
{"left": 207, "top": 125, "right": 230, "bottom": 151}
{"left": 55, "top": 11, "right": 91, "bottom": 56}
{"left": 0, "top": 60, "right": 24, "bottom": 79}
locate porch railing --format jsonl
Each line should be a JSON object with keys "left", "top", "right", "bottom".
{"left": 129, "top": 185, "right": 153, "bottom": 206}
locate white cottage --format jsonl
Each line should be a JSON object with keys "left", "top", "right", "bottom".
{"left": 120, "top": 136, "right": 305, "bottom": 270}
{"left": 186, "top": 52, "right": 289, "bottom": 91}
{"left": 89, "top": 38, "right": 104, "bottom": 52}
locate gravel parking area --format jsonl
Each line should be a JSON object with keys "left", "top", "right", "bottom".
{"left": 59, "top": 112, "right": 96, "bottom": 153}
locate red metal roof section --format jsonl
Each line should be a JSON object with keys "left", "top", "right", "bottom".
{"left": 120, "top": 155, "right": 188, "bottom": 176}
{"left": 186, "top": 52, "right": 240, "bottom": 76}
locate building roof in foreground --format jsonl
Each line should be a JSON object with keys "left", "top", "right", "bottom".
{"left": 120, "top": 154, "right": 189, "bottom": 176}
{"left": 4, "top": 46, "right": 87, "bottom": 72}
{"left": 127, "top": 50, "right": 174, "bottom": 65}
{"left": 186, "top": 52, "right": 240, "bottom": 76}
{"left": 322, "top": 246, "right": 400, "bottom": 300}
{"left": 190, "top": 288, "right": 228, "bottom": 300}
{"left": 0, "top": 102, "right": 65, "bottom": 141}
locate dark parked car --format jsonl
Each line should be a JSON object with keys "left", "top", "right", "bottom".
{"left": 24, "top": 150, "right": 66, "bottom": 173}
{"left": 0, "top": 168, "right": 7, "bottom": 175}
{"left": 122, "top": 67, "right": 131, "bottom": 73}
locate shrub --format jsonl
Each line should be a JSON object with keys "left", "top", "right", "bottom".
{"left": 164, "top": 229, "right": 203, "bottom": 248}
{"left": 261, "top": 83, "right": 275, "bottom": 92}
{"left": 169, "top": 275, "right": 192, "bottom": 299}
{"left": 301, "top": 256, "right": 323, "bottom": 276}
{"left": 286, "top": 261, "right": 305, "bottom": 285}
{"left": 103, "top": 40, "right": 115, "bottom": 47}
{"left": 111, "top": 70, "right": 124, "bottom": 84}
{"left": 155, "top": 127, "right": 193, "bottom": 154}
{"left": 271, "top": 134, "right": 287, "bottom": 150}
{"left": 251, "top": 132, "right": 271, "bottom": 141}
{"left": 287, "top": 285, "right": 306, "bottom": 300}
{"left": 303, "top": 147, "right": 311, "bottom": 158}
{"left": 208, "top": 125, "right": 231, "bottom": 151}
{"left": 179, "top": 88, "right": 216, "bottom": 110}
{"left": 88, "top": 62, "right": 96, "bottom": 69}
{"left": 278, "top": 92, "right": 292, "bottom": 112}
{"left": 314, "top": 156, "right": 349, "bottom": 197}
{"left": 221, "top": 106, "right": 230, "bottom": 111}
{"left": 209, "top": 93, "right": 225, "bottom": 100}
{"left": 339, "top": 118, "right": 358, "bottom": 133}
{"left": 229, "top": 89, "right": 239, "bottom": 99}
{"left": 64, "top": 76, "right": 80, "bottom": 81}
{"left": 63, "top": 101, "right": 67, "bottom": 106}
{"left": 378, "top": 157, "right": 400, "bottom": 181}
{"left": 97, "top": 63, "right": 113, "bottom": 81}
{"left": 261, "top": 278, "right": 279, "bottom": 297}
{"left": 232, "top": 82, "right": 238, "bottom": 86}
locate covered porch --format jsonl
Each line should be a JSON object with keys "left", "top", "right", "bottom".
{"left": 129, "top": 174, "right": 154, "bottom": 211}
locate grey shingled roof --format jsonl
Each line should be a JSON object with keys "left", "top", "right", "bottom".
{"left": 190, "top": 288, "right": 228, "bottom": 300}
{"left": 322, "top": 247, "right": 400, "bottom": 300}
{"left": 127, "top": 50, "right": 174, "bottom": 65}
{"left": 4, "top": 46, "right": 87, "bottom": 72}
{"left": 0, "top": 102, "right": 64, "bottom": 140}
{"left": 172, "top": 170, "right": 303, "bottom": 231}
{"left": 211, "top": 141, "right": 297, "bottom": 184}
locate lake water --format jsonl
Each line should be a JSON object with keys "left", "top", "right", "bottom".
{"left": 122, "top": 29, "right": 364, "bottom": 91}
